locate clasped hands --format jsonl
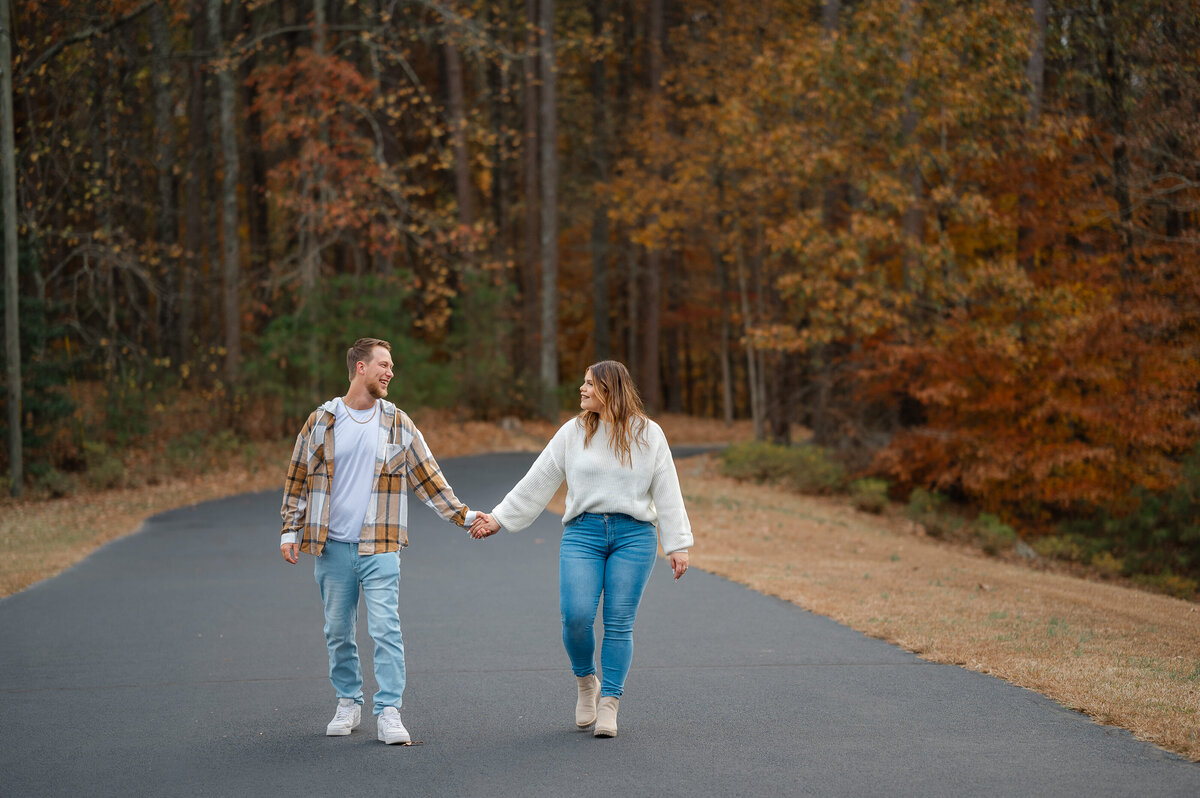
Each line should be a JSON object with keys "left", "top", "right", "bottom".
{"left": 470, "top": 512, "right": 501, "bottom": 539}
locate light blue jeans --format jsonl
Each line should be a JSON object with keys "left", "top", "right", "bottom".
{"left": 560, "top": 512, "right": 658, "bottom": 698}
{"left": 313, "top": 541, "right": 405, "bottom": 715}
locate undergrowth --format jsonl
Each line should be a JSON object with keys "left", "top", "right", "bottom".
{"left": 718, "top": 440, "right": 1198, "bottom": 601}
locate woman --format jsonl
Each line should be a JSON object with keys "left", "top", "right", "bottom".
{"left": 470, "top": 360, "right": 692, "bottom": 738}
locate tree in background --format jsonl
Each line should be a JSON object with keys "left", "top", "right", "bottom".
{"left": 2, "top": 0, "right": 1199, "bottom": 576}
{"left": 1, "top": 0, "right": 20, "bottom": 496}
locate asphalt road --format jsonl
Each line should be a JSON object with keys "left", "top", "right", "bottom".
{"left": 2, "top": 451, "right": 1198, "bottom": 797}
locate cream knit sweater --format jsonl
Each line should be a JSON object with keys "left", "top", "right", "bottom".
{"left": 491, "top": 417, "right": 693, "bottom": 554}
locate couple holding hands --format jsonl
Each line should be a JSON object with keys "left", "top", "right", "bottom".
{"left": 280, "top": 338, "right": 692, "bottom": 744}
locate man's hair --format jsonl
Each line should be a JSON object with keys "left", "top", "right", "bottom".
{"left": 346, "top": 338, "right": 392, "bottom": 381}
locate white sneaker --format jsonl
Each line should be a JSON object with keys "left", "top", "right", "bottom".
{"left": 326, "top": 698, "right": 361, "bottom": 736}
{"left": 377, "top": 706, "right": 411, "bottom": 744}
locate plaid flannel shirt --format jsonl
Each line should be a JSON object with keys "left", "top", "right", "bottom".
{"left": 280, "top": 399, "right": 469, "bottom": 555}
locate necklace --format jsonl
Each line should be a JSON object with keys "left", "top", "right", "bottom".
{"left": 343, "top": 398, "right": 378, "bottom": 424}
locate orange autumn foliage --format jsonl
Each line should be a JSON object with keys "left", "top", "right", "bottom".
{"left": 870, "top": 131, "right": 1200, "bottom": 525}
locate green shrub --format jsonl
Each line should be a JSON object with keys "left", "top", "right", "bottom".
{"left": 33, "top": 466, "right": 75, "bottom": 498}
{"left": 1090, "top": 551, "right": 1124, "bottom": 578}
{"left": 244, "top": 272, "right": 457, "bottom": 420}
{"left": 906, "top": 487, "right": 945, "bottom": 516}
{"left": 1131, "top": 572, "right": 1199, "bottom": 600}
{"left": 974, "top": 513, "right": 1017, "bottom": 555}
{"left": 210, "top": 429, "right": 241, "bottom": 453}
{"left": 784, "top": 445, "right": 847, "bottom": 494}
{"left": 904, "top": 488, "right": 963, "bottom": 538}
{"left": 164, "top": 429, "right": 245, "bottom": 476}
{"left": 0, "top": 244, "right": 78, "bottom": 479}
{"left": 447, "top": 272, "right": 528, "bottom": 419}
{"left": 83, "top": 441, "right": 127, "bottom": 490}
{"left": 1031, "top": 534, "right": 1088, "bottom": 562}
{"left": 849, "top": 478, "right": 889, "bottom": 514}
{"left": 720, "top": 441, "right": 781, "bottom": 482}
{"left": 720, "top": 441, "right": 846, "bottom": 494}
{"left": 165, "top": 431, "right": 204, "bottom": 475}
{"left": 1055, "top": 442, "right": 1200, "bottom": 581}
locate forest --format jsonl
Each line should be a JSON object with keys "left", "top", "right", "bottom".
{"left": 2, "top": 1, "right": 1199, "bottom": 579}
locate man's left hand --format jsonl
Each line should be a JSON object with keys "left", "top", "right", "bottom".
{"left": 281, "top": 542, "right": 299, "bottom": 564}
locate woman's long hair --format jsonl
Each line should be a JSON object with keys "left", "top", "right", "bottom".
{"left": 578, "top": 360, "right": 648, "bottom": 466}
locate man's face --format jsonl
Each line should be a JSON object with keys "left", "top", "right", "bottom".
{"left": 361, "top": 346, "right": 394, "bottom": 399}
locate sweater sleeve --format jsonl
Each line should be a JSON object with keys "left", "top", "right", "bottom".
{"left": 648, "top": 424, "right": 693, "bottom": 554}
{"left": 491, "top": 423, "right": 569, "bottom": 532}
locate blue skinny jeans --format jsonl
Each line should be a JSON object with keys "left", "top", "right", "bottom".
{"left": 559, "top": 512, "right": 658, "bottom": 698}
{"left": 313, "top": 541, "right": 406, "bottom": 715}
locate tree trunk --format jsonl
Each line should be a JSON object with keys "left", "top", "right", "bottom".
{"left": 616, "top": 0, "right": 637, "bottom": 376}
{"left": 640, "top": 0, "right": 665, "bottom": 410}
{"left": 181, "top": 4, "right": 209, "bottom": 366}
{"left": 149, "top": 2, "right": 178, "bottom": 361}
{"left": 590, "top": 0, "right": 611, "bottom": 362}
{"left": 717, "top": 246, "right": 733, "bottom": 426}
{"left": 539, "top": 0, "right": 559, "bottom": 417}
{"left": 812, "top": 0, "right": 846, "bottom": 439}
{"left": 241, "top": 39, "right": 269, "bottom": 325}
{"left": 445, "top": 36, "right": 474, "bottom": 231}
{"left": 664, "top": 253, "right": 683, "bottom": 413}
{"left": 752, "top": 240, "right": 771, "bottom": 439}
{"left": 820, "top": 0, "right": 848, "bottom": 232}
{"left": 1025, "top": 0, "right": 1046, "bottom": 127}
{"left": 1100, "top": 0, "right": 1134, "bottom": 276}
{"left": 487, "top": 4, "right": 513, "bottom": 272}
{"left": 1017, "top": 0, "right": 1047, "bottom": 271}
{"left": 95, "top": 59, "right": 118, "bottom": 373}
{"left": 300, "top": 0, "right": 329, "bottom": 394}
{"left": 1, "top": 0, "right": 22, "bottom": 496}
{"left": 208, "top": 0, "right": 241, "bottom": 388}
{"left": 768, "top": 352, "right": 792, "bottom": 445}
{"left": 736, "top": 242, "right": 763, "bottom": 439}
{"left": 641, "top": 248, "right": 662, "bottom": 410}
{"left": 521, "top": 0, "right": 540, "bottom": 382}
{"left": 821, "top": 0, "right": 840, "bottom": 31}
{"left": 625, "top": 244, "right": 639, "bottom": 380}
{"left": 714, "top": 172, "right": 733, "bottom": 426}
{"left": 899, "top": 0, "right": 924, "bottom": 289}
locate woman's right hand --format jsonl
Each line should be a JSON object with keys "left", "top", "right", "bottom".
{"left": 470, "top": 512, "right": 502, "bottom": 539}
{"left": 669, "top": 550, "right": 689, "bottom": 579}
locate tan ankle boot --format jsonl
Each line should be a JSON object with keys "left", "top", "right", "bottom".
{"left": 575, "top": 674, "right": 600, "bottom": 727}
{"left": 593, "top": 696, "right": 619, "bottom": 737}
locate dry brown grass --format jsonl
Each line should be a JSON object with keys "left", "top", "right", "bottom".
{"left": 677, "top": 454, "right": 1200, "bottom": 762}
{"left": 3, "top": 415, "right": 1196, "bottom": 762}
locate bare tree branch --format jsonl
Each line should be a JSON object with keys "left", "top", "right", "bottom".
{"left": 17, "top": 0, "right": 157, "bottom": 81}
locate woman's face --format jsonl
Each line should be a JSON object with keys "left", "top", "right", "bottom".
{"left": 580, "top": 370, "right": 606, "bottom": 415}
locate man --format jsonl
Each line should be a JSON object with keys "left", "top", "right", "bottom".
{"left": 280, "top": 337, "right": 479, "bottom": 744}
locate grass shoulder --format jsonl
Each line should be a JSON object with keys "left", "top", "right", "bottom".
{"left": 696, "top": 445, "right": 1200, "bottom": 762}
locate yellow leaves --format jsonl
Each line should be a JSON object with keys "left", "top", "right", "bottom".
{"left": 744, "top": 324, "right": 805, "bottom": 352}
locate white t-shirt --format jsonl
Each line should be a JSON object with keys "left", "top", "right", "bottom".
{"left": 327, "top": 397, "right": 381, "bottom": 543}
